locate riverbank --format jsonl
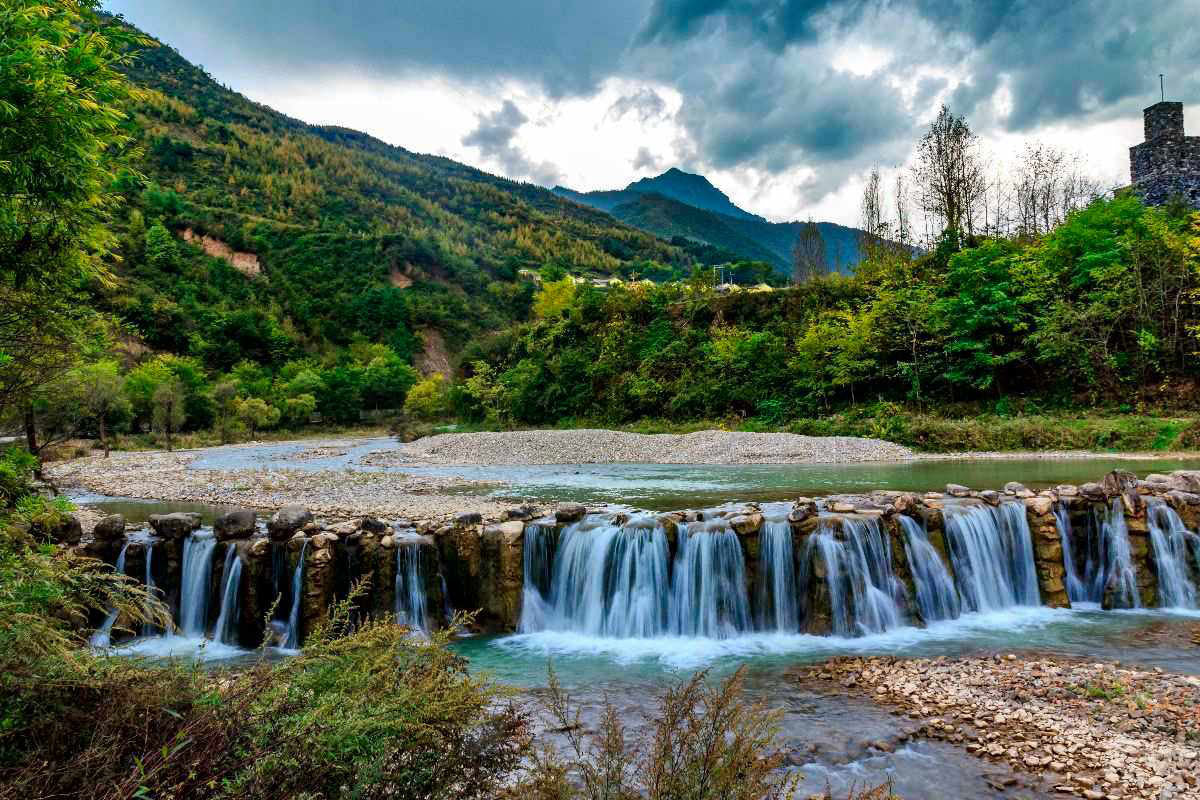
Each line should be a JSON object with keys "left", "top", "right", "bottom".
{"left": 375, "top": 428, "right": 914, "bottom": 465}
{"left": 44, "top": 446, "right": 525, "bottom": 521}
{"left": 797, "top": 655, "right": 1200, "bottom": 799}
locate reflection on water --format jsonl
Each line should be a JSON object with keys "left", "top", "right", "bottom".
{"left": 182, "top": 437, "right": 1200, "bottom": 510}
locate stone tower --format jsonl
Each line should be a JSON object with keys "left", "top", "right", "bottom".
{"left": 1129, "top": 101, "right": 1200, "bottom": 208}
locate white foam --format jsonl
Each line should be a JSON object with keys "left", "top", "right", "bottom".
{"left": 106, "top": 634, "right": 248, "bottom": 662}
{"left": 496, "top": 605, "right": 1073, "bottom": 669}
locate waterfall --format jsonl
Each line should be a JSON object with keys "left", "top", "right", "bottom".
{"left": 755, "top": 517, "right": 799, "bottom": 632}
{"left": 523, "top": 515, "right": 670, "bottom": 637}
{"left": 518, "top": 521, "right": 556, "bottom": 633}
{"left": 1147, "top": 501, "right": 1199, "bottom": 609}
{"left": 271, "top": 542, "right": 288, "bottom": 618}
{"left": 1098, "top": 500, "right": 1140, "bottom": 609}
{"left": 90, "top": 543, "right": 130, "bottom": 648}
{"left": 179, "top": 531, "right": 218, "bottom": 637}
{"left": 669, "top": 520, "right": 752, "bottom": 638}
{"left": 897, "top": 515, "right": 960, "bottom": 623}
{"left": 808, "top": 516, "right": 904, "bottom": 636}
{"left": 1054, "top": 504, "right": 1090, "bottom": 604}
{"left": 282, "top": 539, "right": 308, "bottom": 650}
{"left": 942, "top": 502, "right": 1039, "bottom": 612}
{"left": 213, "top": 544, "right": 243, "bottom": 645}
{"left": 395, "top": 538, "right": 430, "bottom": 632}
{"left": 141, "top": 542, "right": 159, "bottom": 637}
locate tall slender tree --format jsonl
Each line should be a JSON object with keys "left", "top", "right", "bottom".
{"left": 791, "top": 220, "right": 826, "bottom": 283}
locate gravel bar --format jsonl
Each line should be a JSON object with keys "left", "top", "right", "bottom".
{"left": 386, "top": 429, "right": 913, "bottom": 466}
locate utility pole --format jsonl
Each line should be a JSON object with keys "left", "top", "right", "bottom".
{"left": 1160, "top": 74, "right": 1165, "bottom": 103}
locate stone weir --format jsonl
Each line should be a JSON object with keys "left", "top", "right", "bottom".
{"left": 78, "top": 469, "right": 1200, "bottom": 649}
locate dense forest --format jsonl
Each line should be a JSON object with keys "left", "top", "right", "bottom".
{"left": 461, "top": 194, "right": 1200, "bottom": 449}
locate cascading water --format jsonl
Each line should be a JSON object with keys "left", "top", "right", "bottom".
{"left": 282, "top": 539, "right": 308, "bottom": 650}
{"left": 942, "top": 502, "right": 1039, "bottom": 612}
{"left": 1054, "top": 504, "right": 1090, "bottom": 604}
{"left": 395, "top": 536, "right": 430, "bottom": 632}
{"left": 518, "top": 521, "right": 556, "bottom": 633}
{"left": 524, "top": 514, "right": 672, "bottom": 637}
{"left": 1147, "top": 500, "right": 1199, "bottom": 609}
{"left": 808, "top": 516, "right": 904, "bottom": 636}
{"left": 1097, "top": 500, "right": 1140, "bottom": 609}
{"left": 213, "top": 544, "right": 243, "bottom": 645}
{"left": 178, "top": 530, "right": 218, "bottom": 637}
{"left": 518, "top": 513, "right": 754, "bottom": 639}
{"left": 669, "top": 520, "right": 752, "bottom": 638}
{"left": 90, "top": 543, "right": 130, "bottom": 648}
{"left": 897, "top": 515, "right": 959, "bottom": 623}
{"left": 755, "top": 514, "right": 799, "bottom": 632}
{"left": 141, "top": 541, "right": 159, "bottom": 637}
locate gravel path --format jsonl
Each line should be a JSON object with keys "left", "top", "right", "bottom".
{"left": 377, "top": 429, "right": 913, "bottom": 466}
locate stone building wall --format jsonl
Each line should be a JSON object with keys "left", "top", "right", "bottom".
{"left": 1129, "top": 101, "right": 1200, "bottom": 209}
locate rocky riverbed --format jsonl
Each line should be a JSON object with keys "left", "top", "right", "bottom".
{"left": 368, "top": 428, "right": 914, "bottom": 466}
{"left": 796, "top": 655, "right": 1200, "bottom": 799}
{"left": 45, "top": 448, "right": 524, "bottom": 521}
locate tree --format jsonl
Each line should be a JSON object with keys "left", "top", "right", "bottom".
{"left": 361, "top": 354, "right": 419, "bottom": 410}
{"left": 281, "top": 393, "right": 317, "bottom": 427}
{"left": 532, "top": 276, "right": 576, "bottom": 319}
{"left": 77, "top": 361, "right": 129, "bottom": 456}
{"left": 124, "top": 359, "right": 173, "bottom": 429}
{"left": 791, "top": 220, "right": 826, "bottom": 283}
{"left": 913, "top": 105, "right": 987, "bottom": 243}
{"left": 211, "top": 379, "right": 241, "bottom": 443}
{"left": 403, "top": 373, "right": 450, "bottom": 421}
{"left": 236, "top": 397, "right": 280, "bottom": 438}
{"left": 152, "top": 377, "right": 186, "bottom": 451}
{"left": 144, "top": 222, "right": 178, "bottom": 271}
{"left": 0, "top": 1, "right": 147, "bottom": 424}
{"left": 860, "top": 167, "right": 887, "bottom": 259}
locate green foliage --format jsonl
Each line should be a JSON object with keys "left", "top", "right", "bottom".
{"left": 471, "top": 198, "right": 1200, "bottom": 426}
{"left": 403, "top": 373, "right": 451, "bottom": 421}
{"left": 533, "top": 276, "right": 578, "bottom": 319}
{"left": 0, "top": 0, "right": 145, "bottom": 420}
{"left": 235, "top": 396, "right": 281, "bottom": 436}
{"left": 520, "top": 666, "right": 797, "bottom": 800}
{"left": 0, "top": 447, "right": 37, "bottom": 509}
{"left": 143, "top": 221, "right": 178, "bottom": 271}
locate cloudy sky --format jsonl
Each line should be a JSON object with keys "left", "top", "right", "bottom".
{"left": 106, "top": 1, "right": 1199, "bottom": 226}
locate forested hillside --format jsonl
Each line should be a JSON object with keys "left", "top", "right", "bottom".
{"left": 462, "top": 195, "right": 1200, "bottom": 449}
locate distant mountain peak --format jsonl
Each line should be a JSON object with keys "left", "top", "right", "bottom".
{"left": 624, "top": 168, "right": 760, "bottom": 222}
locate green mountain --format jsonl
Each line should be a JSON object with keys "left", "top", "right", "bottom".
{"left": 554, "top": 170, "right": 865, "bottom": 275}
{"left": 102, "top": 27, "right": 716, "bottom": 376}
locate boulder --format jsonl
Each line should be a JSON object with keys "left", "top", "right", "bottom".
{"left": 1054, "top": 484, "right": 1079, "bottom": 497}
{"left": 1025, "top": 496, "right": 1053, "bottom": 516}
{"left": 359, "top": 516, "right": 389, "bottom": 535}
{"left": 1167, "top": 489, "right": 1200, "bottom": 506}
{"left": 891, "top": 494, "right": 920, "bottom": 515}
{"left": 267, "top": 505, "right": 313, "bottom": 541}
{"left": 788, "top": 499, "right": 817, "bottom": 524}
{"left": 34, "top": 513, "right": 82, "bottom": 545}
{"left": 1169, "top": 471, "right": 1200, "bottom": 492}
{"left": 1079, "top": 482, "right": 1106, "bottom": 501}
{"left": 148, "top": 512, "right": 201, "bottom": 539}
{"left": 727, "top": 513, "right": 763, "bottom": 537}
{"left": 829, "top": 501, "right": 856, "bottom": 513}
{"left": 945, "top": 484, "right": 972, "bottom": 498}
{"left": 979, "top": 490, "right": 1001, "bottom": 506}
{"left": 311, "top": 532, "right": 339, "bottom": 549}
{"left": 555, "top": 504, "right": 587, "bottom": 523}
{"left": 214, "top": 508, "right": 257, "bottom": 541}
{"left": 503, "top": 505, "right": 538, "bottom": 521}
{"left": 1003, "top": 481, "right": 1027, "bottom": 495}
{"left": 1101, "top": 469, "right": 1138, "bottom": 496}
{"left": 326, "top": 520, "right": 357, "bottom": 536}
{"left": 455, "top": 511, "right": 483, "bottom": 527}
{"left": 93, "top": 514, "right": 126, "bottom": 542}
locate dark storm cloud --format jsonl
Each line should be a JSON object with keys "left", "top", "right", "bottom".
{"left": 632, "top": 146, "right": 663, "bottom": 170}
{"left": 638, "top": 0, "right": 1200, "bottom": 130}
{"left": 462, "top": 100, "right": 562, "bottom": 186}
{"left": 608, "top": 88, "right": 669, "bottom": 122}
{"left": 106, "top": 0, "right": 647, "bottom": 97}
{"left": 108, "top": 0, "right": 1200, "bottom": 204}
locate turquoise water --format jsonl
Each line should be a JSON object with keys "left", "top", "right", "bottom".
{"left": 184, "top": 437, "right": 1200, "bottom": 510}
